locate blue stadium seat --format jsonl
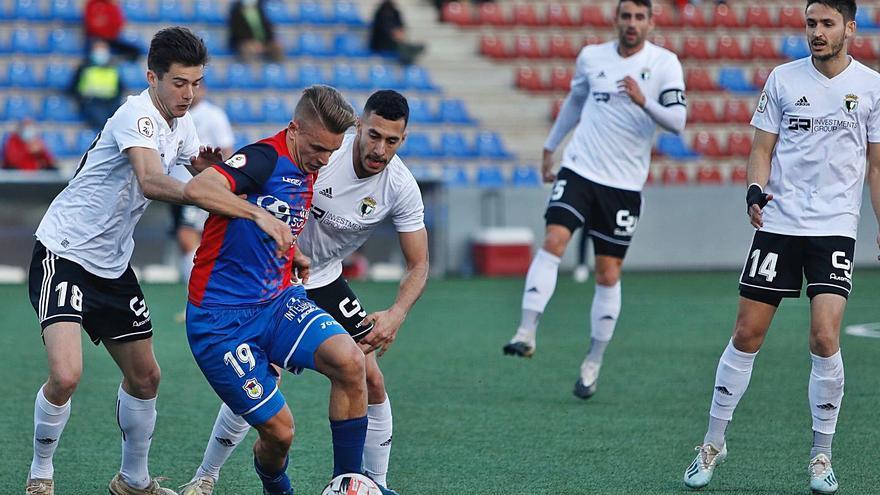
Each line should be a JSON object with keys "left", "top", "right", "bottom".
{"left": 196, "top": 30, "right": 231, "bottom": 57}
{"left": 120, "top": 62, "right": 146, "bottom": 91}
{"left": 227, "top": 63, "right": 263, "bottom": 89}
{"left": 42, "top": 131, "right": 73, "bottom": 158}
{"left": 122, "top": 0, "right": 159, "bottom": 22}
{"left": 369, "top": 65, "right": 402, "bottom": 90}
{"left": 298, "top": 64, "right": 327, "bottom": 87}
{"left": 262, "top": 97, "right": 291, "bottom": 124}
{"left": 13, "top": 0, "right": 51, "bottom": 20}
{"left": 441, "top": 132, "right": 476, "bottom": 158}
{"left": 780, "top": 36, "right": 810, "bottom": 59}
{"left": 225, "top": 98, "right": 261, "bottom": 124}
{"left": 717, "top": 67, "right": 755, "bottom": 93}
{"left": 476, "top": 165, "right": 505, "bottom": 188}
{"left": 7, "top": 62, "right": 39, "bottom": 88}
{"left": 474, "top": 132, "right": 513, "bottom": 159}
{"left": 407, "top": 98, "right": 438, "bottom": 124}
{"left": 45, "top": 63, "right": 74, "bottom": 90}
{"left": 76, "top": 130, "right": 99, "bottom": 154}
{"left": 402, "top": 66, "right": 437, "bottom": 91}
{"left": 11, "top": 28, "right": 49, "bottom": 54}
{"left": 398, "top": 132, "right": 436, "bottom": 158}
{"left": 51, "top": 0, "right": 82, "bottom": 22}
{"left": 4, "top": 96, "right": 38, "bottom": 121}
{"left": 438, "top": 99, "right": 476, "bottom": 125}
{"left": 158, "top": 0, "right": 194, "bottom": 23}
{"left": 234, "top": 131, "right": 254, "bottom": 151}
{"left": 263, "top": 64, "right": 296, "bottom": 89}
{"left": 118, "top": 31, "right": 148, "bottom": 53}
{"left": 195, "top": 0, "right": 226, "bottom": 24}
{"left": 298, "top": 32, "right": 332, "bottom": 57}
{"left": 265, "top": 0, "right": 297, "bottom": 24}
{"left": 335, "top": 2, "right": 366, "bottom": 26}
{"left": 511, "top": 165, "right": 541, "bottom": 187}
{"left": 334, "top": 32, "right": 370, "bottom": 58}
{"left": 855, "top": 8, "right": 877, "bottom": 30}
{"left": 43, "top": 96, "right": 80, "bottom": 123}
{"left": 443, "top": 166, "right": 471, "bottom": 187}
{"left": 656, "top": 134, "right": 700, "bottom": 159}
{"left": 48, "top": 28, "right": 85, "bottom": 55}
{"left": 202, "top": 64, "right": 228, "bottom": 90}
{"left": 299, "top": 2, "right": 333, "bottom": 24}
{"left": 332, "top": 63, "right": 368, "bottom": 90}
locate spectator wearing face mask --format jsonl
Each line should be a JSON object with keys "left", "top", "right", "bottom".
{"left": 70, "top": 40, "right": 125, "bottom": 130}
{"left": 228, "top": 0, "right": 284, "bottom": 62}
{"left": 3, "top": 120, "right": 56, "bottom": 171}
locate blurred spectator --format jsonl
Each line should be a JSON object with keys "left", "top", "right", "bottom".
{"left": 370, "top": 0, "right": 425, "bottom": 65}
{"left": 228, "top": 0, "right": 284, "bottom": 62}
{"left": 83, "top": 0, "right": 140, "bottom": 60}
{"left": 70, "top": 40, "right": 125, "bottom": 130}
{"left": 2, "top": 120, "right": 56, "bottom": 171}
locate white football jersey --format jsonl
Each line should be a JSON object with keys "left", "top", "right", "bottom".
{"left": 556, "top": 41, "right": 685, "bottom": 191}
{"left": 36, "top": 89, "right": 201, "bottom": 278}
{"left": 751, "top": 57, "right": 880, "bottom": 239}
{"left": 299, "top": 133, "right": 425, "bottom": 289}
{"left": 189, "top": 99, "right": 235, "bottom": 151}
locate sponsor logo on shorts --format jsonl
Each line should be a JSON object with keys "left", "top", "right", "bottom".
{"left": 243, "top": 378, "right": 263, "bottom": 400}
{"left": 831, "top": 251, "right": 852, "bottom": 283}
{"left": 614, "top": 210, "right": 638, "bottom": 237}
{"left": 284, "top": 297, "right": 318, "bottom": 323}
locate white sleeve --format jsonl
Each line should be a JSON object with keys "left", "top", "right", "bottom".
{"left": 544, "top": 50, "right": 591, "bottom": 152}
{"left": 176, "top": 120, "right": 202, "bottom": 169}
{"left": 750, "top": 70, "right": 781, "bottom": 135}
{"left": 391, "top": 175, "right": 425, "bottom": 233}
{"left": 111, "top": 108, "right": 159, "bottom": 152}
{"left": 643, "top": 99, "right": 687, "bottom": 134}
{"left": 867, "top": 92, "right": 880, "bottom": 143}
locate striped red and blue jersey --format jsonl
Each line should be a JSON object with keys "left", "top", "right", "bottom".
{"left": 189, "top": 129, "right": 314, "bottom": 307}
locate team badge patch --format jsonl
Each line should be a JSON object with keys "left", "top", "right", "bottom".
{"left": 640, "top": 68, "right": 651, "bottom": 81}
{"left": 756, "top": 91, "right": 768, "bottom": 113}
{"left": 225, "top": 154, "right": 247, "bottom": 168}
{"left": 844, "top": 94, "right": 859, "bottom": 113}
{"left": 243, "top": 378, "right": 264, "bottom": 400}
{"left": 360, "top": 197, "right": 377, "bottom": 217}
{"left": 137, "top": 117, "right": 154, "bottom": 138}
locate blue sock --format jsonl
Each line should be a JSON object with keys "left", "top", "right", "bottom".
{"left": 330, "top": 416, "right": 368, "bottom": 476}
{"left": 254, "top": 455, "right": 293, "bottom": 495}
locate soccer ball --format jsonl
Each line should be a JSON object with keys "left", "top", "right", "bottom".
{"left": 320, "top": 473, "right": 382, "bottom": 495}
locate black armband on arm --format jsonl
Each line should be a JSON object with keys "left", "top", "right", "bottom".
{"left": 659, "top": 89, "right": 687, "bottom": 107}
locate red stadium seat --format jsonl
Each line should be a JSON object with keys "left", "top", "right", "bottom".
{"left": 693, "top": 132, "right": 724, "bottom": 158}
{"left": 550, "top": 98, "right": 563, "bottom": 121}
{"left": 652, "top": 4, "right": 678, "bottom": 27}
{"left": 645, "top": 168, "right": 655, "bottom": 185}
{"left": 682, "top": 36, "right": 711, "bottom": 59}
{"left": 749, "top": 37, "right": 779, "bottom": 59}
{"left": 681, "top": 4, "right": 708, "bottom": 28}
{"left": 849, "top": 37, "right": 877, "bottom": 61}
{"left": 689, "top": 100, "right": 719, "bottom": 124}
{"left": 716, "top": 36, "right": 745, "bottom": 59}
{"left": 722, "top": 100, "right": 753, "bottom": 124}
{"left": 745, "top": 6, "right": 775, "bottom": 28}
{"left": 753, "top": 67, "right": 773, "bottom": 88}
{"left": 662, "top": 166, "right": 690, "bottom": 184}
{"left": 549, "top": 66, "right": 573, "bottom": 91}
{"left": 779, "top": 6, "right": 805, "bottom": 28}
{"left": 442, "top": 2, "right": 474, "bottom": 26}
{"left": 515, "top": 66, "right": 546, "bottom": 91}
{"left": 546, "top": 3, "right": 576, "bottom": 27}
{"left": 686, "top": 68, "right": 719, "bottom": 91}
{"left": 696, "top": 165, "right": 724, "bottom": 183}
{"left": 479, "top": 35, "right": 509, "bottom": 59}
{"left": 730, "top": 165, "right": 748, "bottom": 183}
{"left": 727, "top": 132, "right": 752, "bottom": 157}
{"left": 547, "top": 35, "right": 577, "bottom": 59}
{"left": 476, "top": 2, "right": 510, "bottom": 26}
{"left": 582, "top": 34, "right": 604, "bottom": 48}
{"left": 581, "top": 5, "right": 610, "bottom": 27}
{"left": 514, "top": 35, "right": 542, "bottom": 59}
{"left": 650, "top": 34, "right": 675, "bottom": 51}
{"left": 512, "top": 4, "right": 542, "bottom": 26}
{"left": 713, "top": 4, "right": 741, "bottom": 28}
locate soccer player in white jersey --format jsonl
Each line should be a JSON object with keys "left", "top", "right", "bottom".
{"left": 502, "top": 0, "right": 687, "bottom": 400}
{"left": 180, "top": 90, "right": 428, "bottom": 495}
{"left": 23, "top": 28, "right": 296, "bottom": 495}
{"left": 682, "top": 2, "right": 880, "bottom": 493}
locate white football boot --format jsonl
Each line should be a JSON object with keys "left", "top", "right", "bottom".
{"left": 683, "top": 442, "right": 727, "bottom": 490}
{"left": 808, "top": 453, "right": 838, "bottom": 494}
{"left": 502, "top": 327, "right": 536, "bottom": 358}
{"left": 179, "top": 475, "right": 215, "bottom": 495}
{"left": 573, "top": 359, "right": 601, "bottom": 399}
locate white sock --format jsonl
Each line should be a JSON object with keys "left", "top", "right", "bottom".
{"left": 706, "top": 341, "right": 757, "bottom": 445}
{"left": 196, "top": 403, "right": 252, "bottom": 481}
{"left": 809, "top": 351, "right": 844, "bottom": 436}
{"left": 179, "top": 249, "right": 196, "bottom": 286}
{"left": 30, "top": 386, "right": 71, "bottom": 480}
{"left": 587, "top": 282, "right": 621, "bottom": 362}
{"left": 364, "top": 398, "right": 393, "bottom": 487}
{"left": 117, "top": 386, "right": 157, "bottom": 490}
{"left": 521, "top": 249, "right": 561, "bottom": 317}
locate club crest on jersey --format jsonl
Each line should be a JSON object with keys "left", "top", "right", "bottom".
{"left": 756, "top": 91, "right": 768, "bottom": 113}
{"left": 137, "top": 117, "right": 154, "bottom": 138}
{"left": 844, "top": 94, "right": 859, "bottom": 113}
{"left": 360, "top": 197, "right": 377, "bottom": 217}
{"left": 243, "top": 378, "right": 263, "bottom": 400}
{"left": 225, "top": 154, "right": 247, "bottom": 168}
{"left": 640, "top": 68, "right": 651, "bottom": 81}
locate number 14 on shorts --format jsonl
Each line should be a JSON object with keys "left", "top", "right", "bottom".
{"left": 748, "top": 249, "right": 778, "bottom": 282}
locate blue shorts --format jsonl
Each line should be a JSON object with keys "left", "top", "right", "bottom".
{"left": 186, "top": 285, "right": 348, "bottom": 426}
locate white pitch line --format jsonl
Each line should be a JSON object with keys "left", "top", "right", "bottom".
{"left": 844, "top": 322, "right": 880, "bottom": 339}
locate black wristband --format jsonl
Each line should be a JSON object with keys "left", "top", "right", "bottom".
{"left": 746, "top": 184, "right": 769, "bottom": 209}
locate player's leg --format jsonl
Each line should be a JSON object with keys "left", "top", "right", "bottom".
{"left": 250, "top": 406, "right": 295, "bottom": 495}
{"left": 181, "top": 401, "right": 252, "bottom": 494}
{"left": 364, "top": 352, "right": 393, "bottom": 487}
{"left": 573, "top": 229, "right": 590, "bottom": 283}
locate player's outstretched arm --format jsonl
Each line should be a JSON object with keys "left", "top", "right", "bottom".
{"left": 542, "top": 71, "right": 590, "bottom": 182}
{"left": 128, "top": 146, "right": 189, "bottom": 204}
{"left": 866, "top": 142, "right": 880, "bottom": 253}
{"left": 359, "top": 227, "right": 429, "bottom": 356}
{"left": 745, "top": 129, "right": 778, "bottom": 229}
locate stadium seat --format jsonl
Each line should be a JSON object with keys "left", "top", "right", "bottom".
{"left": 546, "top": 3, "right": 576, "bottom": 27}
{"left": 398, "top": 132, "right": 436, "bottom": 158}
{"left": 730, "top": 165, "right": 748, "bottom": 183}
{"left": 335, "top": 2, "right": 366, "bottom": 26}
{"left": 582, "top": 34, "right": 604, "bottom": 48}
{"left": 48, "top": 28, "right": 84, "bottom": 55}
{"left": 298, "top": 32, "right": 332, "bottom": 57}
{"left": 516, "top": 66, "right": 545, "bottom": 91}
{"left": 202, "top": 64, "right": 227, "bottom": 90}
{"left": 727, "top": 132, "right": 752, "bottom": 157}
{"left": 227, "top": 63, "right": 261, "bottom": 89}
{"left": 442, "top": 2, "right": 474, "bottom": 26}
{"left": 680, "top": 4, "right": 708, "bottom": 28}
{"left": 158, "top": 0, "right": 193, "bottom": 23}
{"left": 118, "top": 30, "right": 148, "bottom": 53}
{"left": 407, "top": 98, "right": 438, "bottom": 124}
{"left": 369, "top": 65, "right": 401, "bottom": 90}
{"left": 76, "top": 129, "right": 99, "bottom": 154}
{"left": 196, "top": 30, "right": 231, "bottom": 57}
{"left": 688, "top": 100, "right": 719, "bottom": 124}
{"left": 849, "top": 37, "right": 877, "bottom": 61}
{"left": 753, "top": 67, "right": 772, "bottom": 88}
{"left": 441, "top": 132, "right": 476, "bottom": 158}
{"left": 692, "top": 132, "right": 723, "bottom": 158}
{"left": 681, "top": 36, "right": 711, "bottom": 60}
{"left": 511, "top": 165, "right": 541, "bottom": 187}
{"left": 299, "top": 64, "right": 327, "bottom": 88}
{"left": 745, "top": 6, "right": 775, "bottom": 28}
{"left": 7, "top": 62, "right": 38, "bottom": 88}
{"left": 656, "top": 134, "right": 699, "bottom": 159}
{"left": 779, "top": 6, "right": 805, "bottom": 28}
{"left": 4, "top": 96, "right": 38, "bottom": 121}
{"left": 51, "top": 0, "right": 82, "bottom": 21}
{"left": 225, "top": 98, "right": 261, "bottom": 124}
{"left": 550, "top": 98, "right": 563, "bottom": 120}
{"left": 718, "top": 67, "right": 755, "bottom": 93}
{"left": 42, "top": 131, "right": 73, "bottom": 158}
{"left": 696, "top": 165, "right": 724, "bottom": 184}
{"left": 780, "top": 36, "right": 810, "bottom": 59}
{"left": 476, "top": 165, "right": 505, "bottom": 188}
{"left": 580, "top": 5, "right": 610, "bottom": 27}
{"left": 262, "top": 97, "right": 290, "bottom": 124}
{"left": 855, "top": 8, "right": 877, "bottom": 29}
{"left": 194, "top": 0, "right": 225, "bottom": 25}
{"left": 650, "top": 34, "right": 675, "bottom": 51}
{"left": 11, "top": 28, "right": 48, "bottom": 54}
{"left": 749, "top": 36, "right": 779, "bottom": 59}
{"left": 264, "top": 1, "right": 297, "bottom": 24}
{"left": 547, "top": 35, "right": 577, "bottom": 59}
{"left": 652, "top": 4, "right": 678, "bottom": 28}
{"left": 549, "top": 66, "right": 573, "bottom": 91}
{"left": 332, "top": 63, "right": 368, "bottom": 90}
{"left": 721, "top": 100, "right": 753, "bottom": 124}
{"left": 514, "top": 35, "right": 542, "bottom": 59}
{"left": 480, "top": 35, "right": 510, "bottom": 59}
{"left": 334, "top": 32, "right": 370, "bottom": 58}
{"left": 119, "top": 62, "right": 145, "bottom": 90}
{"left": 661, "top": 165, "right": 690, "bottom": 184}
{"left": 45, "top": 63, "right": 74, "bottom": 90}
{"left": 513, "top": 4, "right": 543, "bottom": 27}
{"left": 263, "top": 63, "right": 295, "bottom": 89}
{"left": 476, "top": 2, "right": 509, "bottom": 26}
{"left": 402, "top": 66, "right": 437, "bottom": 91}
{"left": 42, "top": 96, "right": 80, "bottom": 123}
{"left": 122, "top": 0, "right": 158, "bottom": 22}
{"left": 716, "top": 36, "right": 745, "bottom": 60}
{"left": 299, "top": 2, "right": 333, "bottom": 24}
{"left": 443, "top": 166, "right": 470, "bottom": 187}
{"left": 713, "top": 4, "right": 741, "bottom": 28}
{"left": 13, "top": 0, "right": 50, "bottom": 20}
{"left": 474, "top": 132, "right": 512, "bottom": 159}
{"left": 438, "top": 98, "right": 476, "bottom": 125}
{"left": 685, "top": 68, "right": 718, "bottom": 91}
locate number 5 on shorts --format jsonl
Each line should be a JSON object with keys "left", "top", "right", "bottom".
{"left": 551, "top": 180, "right": 567, "bottom": 201}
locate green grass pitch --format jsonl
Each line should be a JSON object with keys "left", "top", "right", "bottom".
{"left": 3, "top": 272, "right": 879, "bottom": 494}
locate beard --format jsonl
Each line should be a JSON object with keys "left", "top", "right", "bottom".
{"left": 812, "top": 37, "right": 845, "bottom": 61}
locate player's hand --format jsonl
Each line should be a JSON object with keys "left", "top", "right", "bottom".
{"left": 254, "top": 211, "right": 294, "bottom": 258}
{"left": 189, "top": 146, "right": 224, "bottom": 173}
{"left": 617, "top": 76, "right": 646, "bottom": 107}
{"left": 541, "top": 149, "right": 556, "bottom": 183}
{"left": 292, "top": 249, "right": 310, "bottom": 285}
{"left": 746, "top": 183, "right": 773, "bottom": 229}
{"left": 357, "top": 307, "right": 406, "bottom": 357}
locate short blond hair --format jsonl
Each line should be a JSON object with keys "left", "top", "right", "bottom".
{"left": 294, "top": 85, "right": 356, "bottom": 134}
